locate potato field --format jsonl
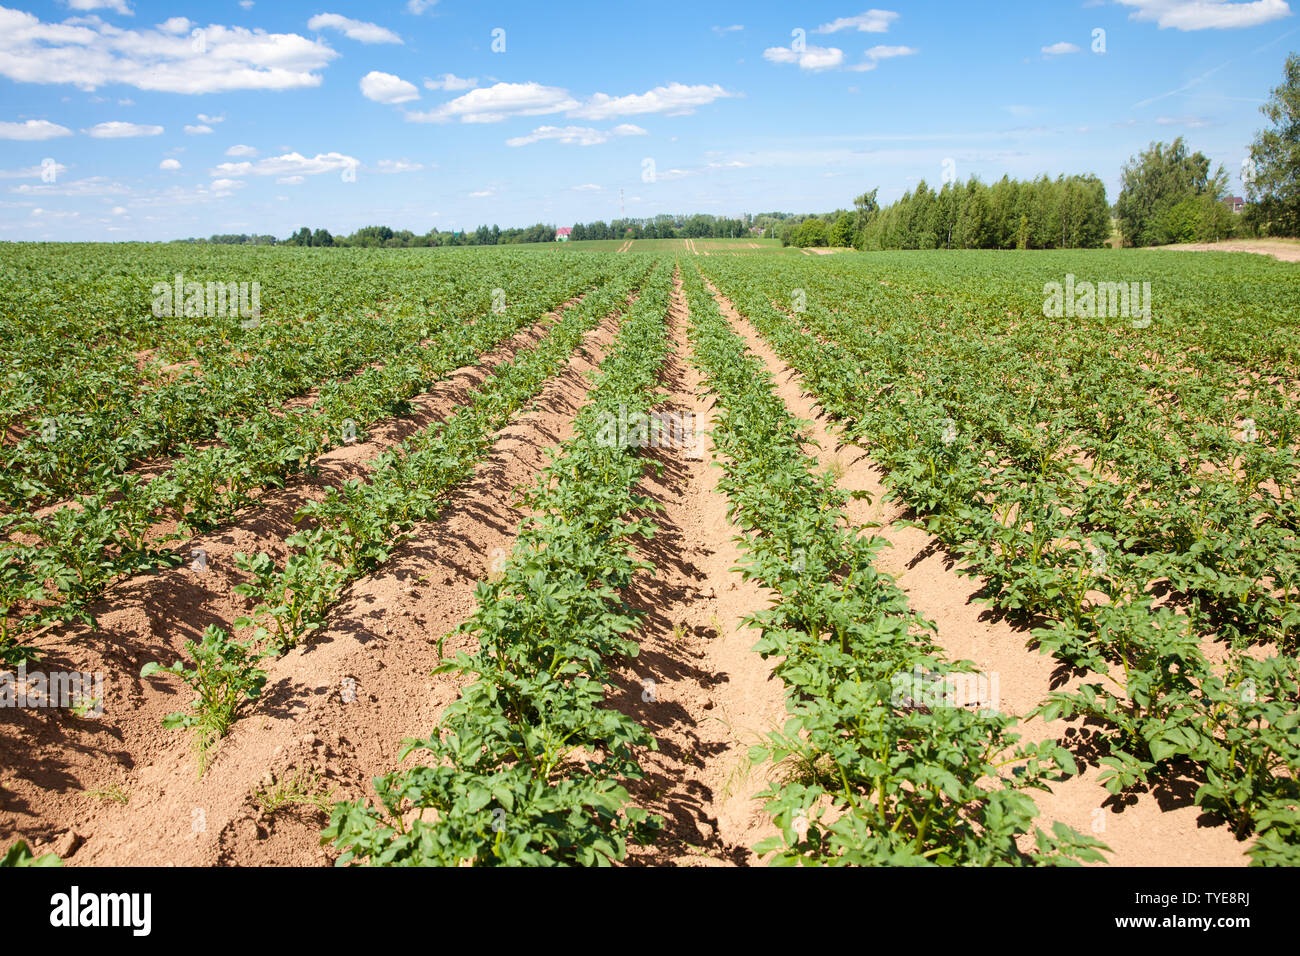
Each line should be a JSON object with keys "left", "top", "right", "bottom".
{"left": 1, "top": 242, "right": 1297, "bottom": 867}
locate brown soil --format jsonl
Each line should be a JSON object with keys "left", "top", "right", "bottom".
{"left": 1157, "top": 239, "right": 1300, "bottom": 263}
{"left": 702, "top": 278, "right": 1250, "bottom": 867}
{"left": 0, "top": 310, "right": 622, "bottom": 865}
{"left": 615, "top": 274, "right": 785, "bottom": 866}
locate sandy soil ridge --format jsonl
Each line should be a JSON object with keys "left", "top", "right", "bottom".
{"left": 606, "top": 273, "right": 785, "bottom": 866}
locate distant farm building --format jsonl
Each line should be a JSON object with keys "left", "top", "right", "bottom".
{"left": 1223, "top": 196, "right": 1246, "bottom": 214}
{"left": 555, "top": 227, "right": 572, "bottom": 242}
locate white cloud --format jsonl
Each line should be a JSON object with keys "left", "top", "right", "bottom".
{"left": 424, "top": 73, "right": 477, "bottom": 91}
{"left": 505, "top": 123, "right": 647, "bottom": 147}
{"left": 712, "top": 24, "right": 744, "bottom": 34}
{"left": 184, "top": 124, "right": 213, "bottom": 135}
{"left": 0, "top": 162, "right": 68, "bottom": 178}
{"left": 196, "top": 113, "right": 224, "bottom": 124}
{"left": 360, "top": 70, "right": 419, "bottom": 103}
{"left": 1117, "top": 0, "right": 1291, "bottom": 30}
{"left": 225, "top": 144, "right": 258, "bottom": 157}
{"left": 866, "top": 44, "right": 917, "bottom": 58}
{"left": 84, "top": 121, "right": 163, "bottom": 137}
{"left": 213, "top": 151, "right": 358, "bottom": 177}
{"left": 846, "top": 43, "right": 918, "bottom": 70}
{"left": 159, "top": 157, "right": 180, "bottom": 169}
{"left": 815, "top": 10, "right": 900, "bottom": 33}
{"left": 276, "top": 175, "right": 305, "bottom": 184}
{"left": 468, "top": 188, "right": 493, "bottom": 197}
{"left": 571, "top": 83, "right": 739, "bottom": 120}
{"left": 407, "top": 81, "right": 579, "bottom": 123}
{"left": 63, "top": 0, "right": 133, "bottom": 14}
{"left": 764, "top": 44, "right": 845, "bottom": 71}
{"left": 373, "top": 158, "right": 424, "bottom": 173}
{"left": 0, "top": 8, "right": 338, "bottom": 93}
{"left": 1042, "top": 41, "right": 1082, "bottom": 55}
{"left": 307, "top": 13, "right": 402, "bottom": 44}
{"left": 0, "top": 119, "right": 73, "bottom": 140}
{"left": 210, "top": 178, "right": 245, "bottom": 193}
{"left": 407, "top": 0, "right": 438, "bottom": 12}
{"left": 410, "top": 79, "right": 738, "bottom": 124}
{"left": 240, "top": 1, "right": 254, "bottom": 8}
{"left": 1156, "top": 114, "right": 1211, "bottom": 126}
{"left": 574, "top": 183, "right": 602, "bottom": 190}
{"left": 12, "top": 176, "right": 128, "bottom": 196}
{"left": 111, "top": 205, "right": 126, "bottom": 214}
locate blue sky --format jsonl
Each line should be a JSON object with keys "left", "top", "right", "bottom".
{"left": 0, "top": 0, "right": 1296, "bottom": 240}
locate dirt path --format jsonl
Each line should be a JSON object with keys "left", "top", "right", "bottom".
{"left": 1, "top": 307, "right": 625, "bottom": 865}
{"left": 1156, "top": 239, "right": 1300, "bottom": 263}
{"left": 613, "top": 272, "right": 784, "bottom": 866}
{"left": 701, "top": 276, "right": 1249, "bottom": 867}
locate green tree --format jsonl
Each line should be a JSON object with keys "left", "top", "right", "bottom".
{"left": 791, "top": 218, "right": 828, "bottom": 247}
{"left": 1246, "top": 53, "right": 1300, "bottom": 236}
{"left": 934, "top": 183, "right": 960, "bottom": 249}
{"left": 955, "top": 181, "right": 992, "bottom": 248}
{"left": 1115, "top": 138, "right": 1226, "bottom": 246}
{"left": 829, "top": 212, "right": 856, "bottom": 247}
{"left": 853, "top": 187, "right": 880, "bottom": 235}
{"left": 908, "top": 181, "right": 937, "bottom": 249}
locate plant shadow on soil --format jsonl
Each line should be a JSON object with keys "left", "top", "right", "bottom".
{"left": 596, "top": 327, "right": 759, "bottom": 864}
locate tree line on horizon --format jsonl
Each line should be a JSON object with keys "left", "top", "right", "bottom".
{"left": 185, "top": 213, "right": 778, "bottom": 248}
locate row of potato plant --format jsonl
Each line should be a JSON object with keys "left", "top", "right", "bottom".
{"left": 322, "top": 261, "right": 675, "bottom": 865}
{"left": 0, "top": 246, "right": 606, "bottom": 443}
{"left": 698, "top": 252, "right": 1299, "bottom": 865}
{"left": 0, "top": 256, "right": 636, "bottom": 665}
{"left": 680, "top": 261, "right": 1105, "bottom": 865}
{"left": 1, "top": 247, "right": 597, "bottom": 506}
{"left": 232, "top": 259, "right": 653, "bottom": 655}
{"left": 141, "top": 260, "right": 651, "bottom": 768}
